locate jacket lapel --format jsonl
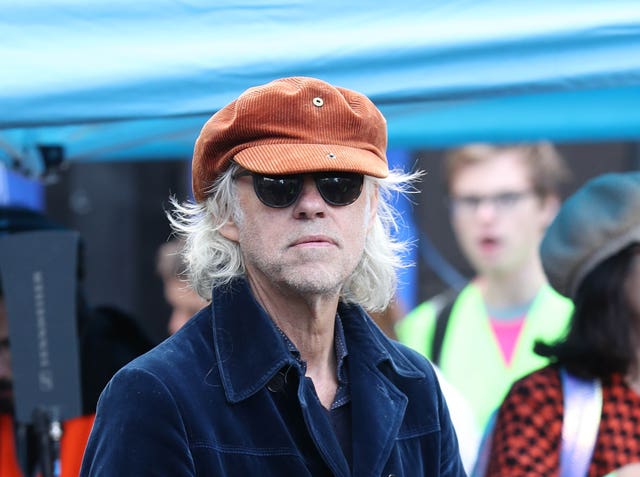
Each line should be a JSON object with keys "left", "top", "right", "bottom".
{"left": 296, "top": 380, "right": 351, "bottom": 477}
{"left": 339, "top": 303, "right": 422, "bottom": 477}
{"left": 210, "top": 280, "right": 297, "bottom": 403}
{"left": 350, "top": 355, "right": 408, "bottom": 477}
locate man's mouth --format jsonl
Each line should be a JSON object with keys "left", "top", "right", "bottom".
{"left": 478, "top": 237, "right": 500, "bottom": 252}
{"left": 291, "top": 235, "right": 336, "bottom": 247}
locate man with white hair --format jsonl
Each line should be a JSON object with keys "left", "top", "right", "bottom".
{"left": 81, "top": 77, "right": 464, "bottom": 476}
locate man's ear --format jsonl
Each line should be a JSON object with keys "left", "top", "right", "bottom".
{"left": 220, "top": 220, "right": 239, "bottom": 242}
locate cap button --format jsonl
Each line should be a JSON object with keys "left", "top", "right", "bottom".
{"left": 312, "top": 97, "right": 324, "bottom": 107}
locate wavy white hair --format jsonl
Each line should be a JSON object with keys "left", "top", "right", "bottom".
{"left": 167, "top": 164, "right": 422, "bottom": 311}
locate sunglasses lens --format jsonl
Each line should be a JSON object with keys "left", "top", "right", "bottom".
{"left": 316, "top": 173, "right": 364, "bottom": 206}
{"left": 248, "top": 172, "right": 364, "bottom": 208}
{"left": 253, "top": 175, "right": 302, "bottom": 208}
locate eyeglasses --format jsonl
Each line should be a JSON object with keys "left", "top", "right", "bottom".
{"left": 234, "top": 171, "right": 364, "bottom": 208}
{"left": 449, "top": 190, "right": 536, "bottom": 215}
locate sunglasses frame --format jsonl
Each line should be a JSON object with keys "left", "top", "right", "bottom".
{"left": 234, "top": 170, "right": 365, "bottom": 208}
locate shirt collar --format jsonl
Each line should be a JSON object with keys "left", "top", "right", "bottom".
{"left": 273, "top": 313, "right": 348, "bottom": 379}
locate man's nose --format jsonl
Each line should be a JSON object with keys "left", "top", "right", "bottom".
{"left": 292, "top": 176, "right": 326, "bottom": 218}
{"left": 475, "top": 198, "right": 499, "bottom": 221}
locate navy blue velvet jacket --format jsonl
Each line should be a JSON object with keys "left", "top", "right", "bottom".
{"left": 81, "top": 279, "right": 465, "bottom": 476}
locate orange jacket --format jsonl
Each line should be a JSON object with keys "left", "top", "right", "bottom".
{"left": 0, "top": 413, "right": 94, "bottom": 477}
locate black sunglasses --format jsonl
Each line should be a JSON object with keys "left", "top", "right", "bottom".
{"left": 234, "top": 171, "right": 364, "bottom": 208}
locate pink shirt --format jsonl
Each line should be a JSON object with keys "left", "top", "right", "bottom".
{"left": 489, "top": 315, "right": 526, "bottom": 366}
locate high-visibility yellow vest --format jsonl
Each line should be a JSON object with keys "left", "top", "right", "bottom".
{"left": 396, "top": 283, "right": 573, "bottom": 431}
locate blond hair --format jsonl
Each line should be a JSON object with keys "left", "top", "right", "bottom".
{"left": 444, "top": 142, "right": 571, "bottom": 197}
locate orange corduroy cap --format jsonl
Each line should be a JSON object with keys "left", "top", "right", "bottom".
{"left": 191, "top": 76, "right": 389, "bottom": 202}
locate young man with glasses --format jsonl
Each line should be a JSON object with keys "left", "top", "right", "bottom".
{"left": 80, "top": 77, "right": 465, "bottom": 476}
{"left": 397, "top": 143, "right": 574, "bottom": 437}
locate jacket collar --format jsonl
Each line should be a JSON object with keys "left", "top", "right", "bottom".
{"left": 211, "top": 279, "right": 424, "bottom": 404}
{"left": 336, "top": 300, "right": 425, "bottom": 379}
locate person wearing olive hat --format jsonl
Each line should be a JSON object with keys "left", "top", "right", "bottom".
{"left": 483, "top": 171, "right": 640, "bottom": 476}
{"left": 81, "top": 77, "right": 465, "bottom": 476}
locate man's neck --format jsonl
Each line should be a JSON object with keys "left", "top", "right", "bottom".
{"left": 246, "top": 274, "right": 339, "bottom": 407}
{"left": 268, "top": 303, "right": 339, "bottom": 410}
{"left": 478, "top": 260, "right": 548, "bottom": 310}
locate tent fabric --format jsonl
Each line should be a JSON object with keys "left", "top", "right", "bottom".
{"left": 1, "top": 0, "right": 640, "bottom": 171}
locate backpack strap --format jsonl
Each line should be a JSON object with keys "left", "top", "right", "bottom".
{"left": 559, "top": 367, "right": 603, "bottom": 477}
{"left": 430, "top": 289, "right": 459, "bottom": 366}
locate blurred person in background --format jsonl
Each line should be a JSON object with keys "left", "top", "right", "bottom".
{"left": 156, "top": 238, "right": 208, "bottom": 335}
{"left": 484, "top": 171, "right": 640, "bottom": 476}
{"left": 396, "top": 143, "right": 574, "bottom": 434}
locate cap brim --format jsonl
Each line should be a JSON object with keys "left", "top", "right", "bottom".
{"left": 234, "top": 143, "right": 388, "bottom": 178}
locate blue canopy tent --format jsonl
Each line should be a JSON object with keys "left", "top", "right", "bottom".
{"left": 2, "top": 0, "right": 640, "bottom": 169}
{"left": 2, "top": 0, "right": 640, "bottom": 310}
